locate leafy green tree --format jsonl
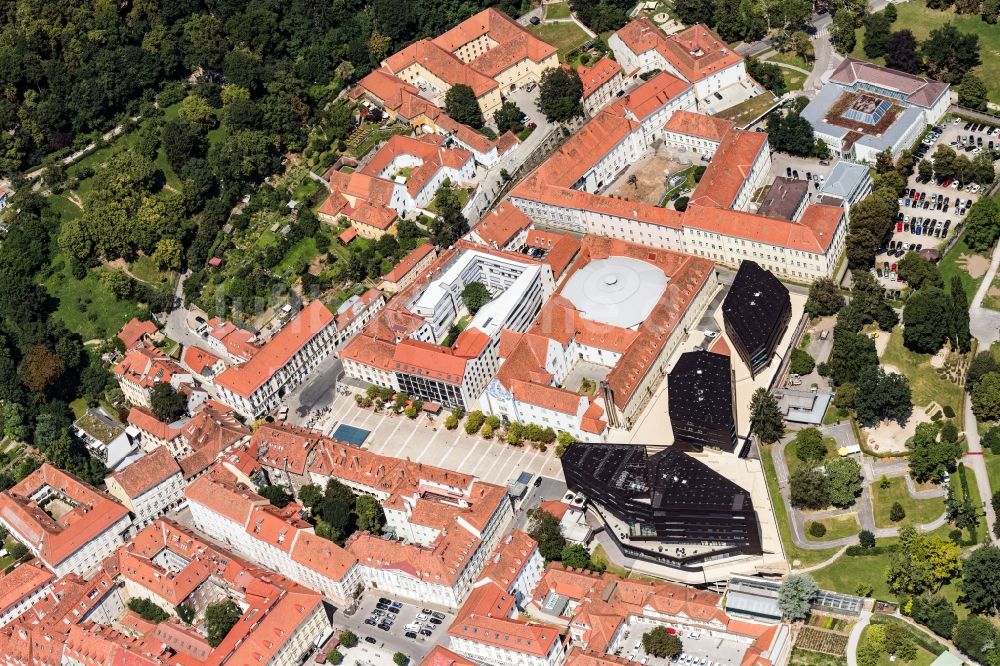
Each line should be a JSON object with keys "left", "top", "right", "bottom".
{"left": 863, "top": 11, "right": 892, "bottom": 58}
{"left": 921, "top": 24, "right": 981, "bottom": 83}
{"left": 790, "top": 349, "right": 815, "bottom": 376}
{"left": 150, "top": 382, "right": 187, "bottom": 422}
{"left": 766, "top": 112, "right": 819, "bottom": 156}
{"left": 795, "top": 428, "right": 827, "bottom": 462}
{"left": 162, "top": 120, "right": 206, "bottom": 172}
{"left": 886, "top": 526, "right": 961, "bottom": 596}
{"left": 152, "top": 238, "right": 184, "bottom": 271}
{"left": 809, "top": 521, "right": 827, "bottom": 538}
{"left": 859, "top": 530, "right": 876, "bottom": 549}
{"left": 917, "top": 159, "right": 934, "bottom": 182}
{"left": 429, "top": 181, "right": 469, "bottom": 248}
{"left": 394, "top": 653, "right": 408, "bottom": 666}
{"left": 461, "top": 282, "right": 491, "bottom": 315}
{"left": 952, "top": 615, "right": 999, "bottom": 664}
{"left": 830, "top": 9, "right": 857, "bottom": 54}
{"left": 957, "top": 73, "right": 989, "bottom": 111}
{"left": 179, "top": 94, "right": 218, "bottom": 130}
{"left": 340, "top": 630, "right": 359, "bottom": 648}
{"left": 444, "top": 84, "right": 484, "bottom": 129}
{"left": 259, "top": 485, "right": 292, "bottom": 508}
{"left": 903, "top": 287, "right": 951, "bottom": 353}
{"left": 355, "top": 495, "right": 385, "bottom": 534}
{"left": 527, "top": 508, "right": 566, "bottom": 561}
{"left": 890, "top": 501, "right": 906, "bottom": 522}
{"left": 886, "top": 30, "right": 921, "bottom": 73}
{"left": 642, "top": 626, "right": 683, "bottom": 658}
{"left": 909, "top": 422, "right": 961, "bottom": 482}
{"left": 176, "top": 605, "right": 195, "bottom": 624}
{"left": 537, "top": 68, "right": 584, "bottom": 123}
{"left": 854, "top": 367, "right": 912, "bottom": 427}
{"left": 897, "top": 252, "right": 941, "bottom": 290}
{"left": 972, "top": 372, "right": 1000, "bottom": 421}
{"left": 493, "top": 101, "right": 524, "bottom": 134}
{"left": 805, "top": 278, "right": 844, "bottom": 317}
{"left": 826, "top": 457, "right": 863, "bottom": 507}
{"left": 911, "top": 594, "right": 958, "bottom": 638}
{"left": 128, "top": 598, "right": 170, "bottom": 623}
{"left": 949, "top": 275, "right": 971, "bottom": 353}
{"left": 205, "top": 600, "right": 242, "bottom": 647}
{"left": 829, "top": 332, "right": 878, "bottom": 386}
{"left": 790, "top": 467, "right": 829, "bottom": 509}
{"left": 561, "top": 544, "right": 594, "bottom": 570}
{"left": 328, "top": 650, "right": 344, "bottom": 665}
{"left": 749, "top": 388, "right": 784, "bottom": 444}
{"left": 963, "top": 197, "right": 1000, "bottom": 252}
{"left": 778, "top": 574, "right": 818, "bottom": 620}
{"left": 746, "top": 58, "right": 787, "bottom": 96}
{"left": 297, "top": 483, "right": 323, "bottom": 510}
{"left": 674, "top": 0, "right": 716, "bottom": 25}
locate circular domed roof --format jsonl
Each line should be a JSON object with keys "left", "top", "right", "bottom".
{"left": 562, "top": 257, "right": 668, "bottom": 329}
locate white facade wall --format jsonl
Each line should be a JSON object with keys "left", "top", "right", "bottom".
{"left": 449, "top": 634, "right": 566, "bottom": 666}
{"left": 584, "top": 72, "right": 626, "bottom": 117}
{"left": 129, "top": 472, "right": 186, "bottom": 532}
{"left": 691, "top": 62, "right": 748, "bottom": 99}
{"left": 731, "top": 145, "right": 772, "bottom": 212}
{"left": 682, "top": 219, "right": 846, "bottom": 281}
{"left": 663, "top": 131, "right": 723, "bottom": 156}
{"left": 0, "top": 579, "right": 53, "bottom": 628}
{"left": 607, "top": 36, "right": 667, "bottom": 77}
{"left": 215, "top": 319, "right": 338, "bottom": 420}
{"left": 42, "top": 516, "right": 131, "bottom": 578}
{"left": 342, "top": 358, "right": 400, "bottom": 392}
{"left": 271, "top": 602, "right": 330, "bottom": 665}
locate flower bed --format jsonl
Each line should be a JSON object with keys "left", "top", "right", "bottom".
{"left": 795, "top": 628, "right": 849, "bottom": 656}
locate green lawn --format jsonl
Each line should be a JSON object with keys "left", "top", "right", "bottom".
{"left": 851, "top": 0, "right": 1000, "bottom": 104}
{"left": 781, "top": 67, "right": 806, "bottom": 92}
{"left": 985, "top": 453, "right": 1000, "bottom": 498}
{"left": 760, "top": 445, "right": 842, "bottom": 567}
{"left": 129, "top": 255, "right": 177, "bottom": 289}
{"left": 951, "top": 464, "right": 982, "bottom": 543}
{"left": 715, "top": 91, "right": 779, "bottom": 127}
{"left": 982, "top": 270, "right": 1000, "bottom": 311}
{"left": 861, "top": 626, "right": 939, "bottom": 666}
{"left": 544, "top": 2, "right": 572, "bottom": 19}
{"left": 805, "top": 514, "right": 862, "bottom": 543}
{"left": 274, "top": 236, "right": 321, "bottom": 280}
{"left": 937, "top": 234, "right": 989, "bottom": 302}
{"left": 871, "top": 477, "right": 945, "bottom": 528}
{"left": 812, "top": 550, "right": 895, "bottom": 599}
{"left": 784, "top": 435, "right": 837, "bottom": 472}
{"left": 880, "top": 327, "right": 963, "bottom": 416}
{"left": 43, "top": 256, "right": 138, "bottom": 340}
{"left": 527, "top": 22, "right": 590, "bottom": 61}
{"left": 768, "top": 52, "right": 814, "bottom": 72}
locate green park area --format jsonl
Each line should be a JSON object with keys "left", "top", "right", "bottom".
{"left": 871, "top": 477, "right": 945, "bottom": 528}
{"left": 806, "top": 514, "right": 863, "bottom": 543}
{"left": 879, "top": 328, "right": 964, "bottom": 417}
{"left": 544, "top": 2, "right": 572, "bottom": 19}
{"left": 938, "top": 234, "right": 990, "bottom": 303}
{"left": 528, "top": 22, "right": 592, "bottom": 61}
{"left": 850, "top": 0, "right": 1000, "bottom": 103}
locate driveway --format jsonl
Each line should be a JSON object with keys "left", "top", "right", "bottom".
{"left": 771, "top": 425, "right": 947, "bottom": 550}
{"left": 804, "top": 15, "right": 841, "bottom": 94}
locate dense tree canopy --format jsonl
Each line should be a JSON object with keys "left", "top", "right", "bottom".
{"left": 527, "top": 508, "right": 567, "bottom": 560}
{"left": 805, "top": 278, "right": 844, "bottom": 317}
{"left": 445, "top": 84, "right": 485, "bottom": 129}
{"left": 885, "top": 30, "right": 921, "bottom": 73}
{"left": 778, "top": 574, "right": 818, "bottom": 620}
{"left": 749, "top": 388, "right": 784, "bottom": 444}
{"left": 537, "top": 68, "right": 584, "bottom": 123}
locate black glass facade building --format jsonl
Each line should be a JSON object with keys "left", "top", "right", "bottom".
{"left": 668, "top": 350, "right": 738, "bottom": 452}
{"left": 722, "top": 261, "right": 791, "bottom": 378}
{"left": 561, "top": 444, "right": 763, "bottom": 568}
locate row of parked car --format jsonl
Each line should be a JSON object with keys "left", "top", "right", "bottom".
{"left": 895, "top": 214, "right": 951, "bottom": 238}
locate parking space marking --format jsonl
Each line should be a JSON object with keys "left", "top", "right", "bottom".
{"left": 454, "top": 436, "right": 486, "bottom": 472}
{"left": 367, "top": 416, "right": 405, "bottom": 454}
{"left": 480, "top": 444, "right": 521, "bottom": 484}
{"left": 412, "top": 427, "right": 442, "bottom": 461}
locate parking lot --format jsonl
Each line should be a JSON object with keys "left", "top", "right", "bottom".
{"left": 874, "top": 116, "right": 998, "bottom": 292}
{"left": 306, "top": 388, "right": 564, "bottom": 485}
{"left": 332, "top": 590, "right": 456, "bottom": 664}
{"left": 607, "top": 622, "right": 750, "bottom": 666}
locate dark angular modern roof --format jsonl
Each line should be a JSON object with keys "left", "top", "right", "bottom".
{"left": 561, "top": 443, "right": 753, "bottom": 512}
{"left": 668, "top": 350, "right": 733, "bottom": 427}
{"left": 722, "top": 261, "right": 790, "bottom": 352}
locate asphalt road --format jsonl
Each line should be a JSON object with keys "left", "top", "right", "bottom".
{"left": 284, "top": 354, "right": 345, "bottom": 421}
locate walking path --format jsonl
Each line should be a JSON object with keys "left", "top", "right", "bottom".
{"left": 845, "top": 609, "right": 872, "bottom": 666}
{"left": 772, "top": 433, "right": 948, "bottom": 550}
{"left": 760, "top": 55, "right": 812, "bottom": 76}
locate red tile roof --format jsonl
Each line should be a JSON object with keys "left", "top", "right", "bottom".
{"left": 181, "top": 345, "right": 221, "bottom": 375}
{"left": 110, "top": 447, "right": 181, "bottom": 499}
{"left": 347, "top": 528, "right": 480, "bottom": 587}
{"left": 477, "top": 530, "right": 538, "bottom": 590}
{"left": 450, "top": 582, "right": 562, "bottom": 657}
{"left": 215, "top": 300, "right": 335, "bottom": 397}
{"left": 382, "top": 243, "right": 437, "bottom": 285}
{"left": 659, "top": 23, "right": 743, "bottom": 82}
{"left": 606, "top": 71, "right": 691, "bottom": 121}
{"left": 117, "top": 318, "right": 157, "bottom": 350}
{"left": 685, "top": 203, "right": 844, "bottom": 254}
{"left": 113, "top": 342, "right": 184, "bottom": 389}
{"left": 361, "top": 134, "right": 473, "bottom": 198}
{"left": 422, "top": 646, "right": 479, "bottom": 666}
{"left": 470, "top": 201, "right": 532, "bottom": 249}
{"left": 579, "top": 58, "right": 623, "bottom": 98}
{"left": 0, "top": 561, "right": 53, "bottom": 618}
{"left": 663, "top": 109, "right": 734, "bottom": 142}
{"left": 0, "top": 464, "right": 129, "bottom": 568}
{"left": 250, "top": 421, "right": 322, "bottom": 476}
{"left": 384, "top": 40, "right": 499, "bottom": 98}
{"left": 689, "top": 130, "right": 768, "bottom": 209}
{"left": 526, "top": 230, "right": 581, "bottom": 277}
{"left": 339, "top": 226, "right": 358, "bottom": 243}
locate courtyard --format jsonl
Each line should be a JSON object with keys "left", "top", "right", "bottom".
{"left": 604, "top": 151, "right": 686, "bottom": 205}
